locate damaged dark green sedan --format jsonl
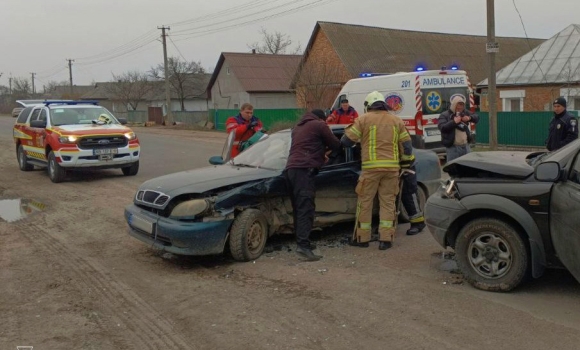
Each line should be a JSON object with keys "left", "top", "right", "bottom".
{"left": 125, "top": 126, "right": 442, "bottom": 261}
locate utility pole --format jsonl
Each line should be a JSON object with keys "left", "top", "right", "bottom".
{"left": 158, "top": 25, "right": 173, "bottom": 125}
{"left": 9, "top": 76, "right": 12, "bottom": 95}
{"left": 30, "top": 72, "right": 36, "bottom": 94}
{"left": 486, "top": 0, "right": 498, "bottom": 150}
{"left": 67, "top": 59, "right": 75, "bottom": 95}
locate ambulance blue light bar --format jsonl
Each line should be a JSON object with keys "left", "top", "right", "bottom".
{"left": 415, "top": 66, "right": 425, "bottom": 72}
{"left": 359, "top": 73, "right": 373, "bottom": 77}
{"left": 450, "top": 65, "right": 459, "bottom": 70}
{"left": 43, "top": 100, "right": 99, "bottom": 106}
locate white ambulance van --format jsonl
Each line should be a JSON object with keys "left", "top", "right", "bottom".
{"left": 329, "top": 69, "right": 475, "bottom": 150}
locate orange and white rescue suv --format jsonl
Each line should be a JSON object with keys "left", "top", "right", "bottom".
{"left": 329, "top": 68, "right": 476, "bottom": 150}
{"left": 13, "top": 100, "right": 140, "bottom": 183}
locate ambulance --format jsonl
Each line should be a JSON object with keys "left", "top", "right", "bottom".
{"left": 330, "top": 69, "right": 476, "bottom": 150}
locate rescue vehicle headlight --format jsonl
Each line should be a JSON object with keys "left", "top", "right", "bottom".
{"left": 170, "top": 199, "right": 210, "bottom": 219}
{"left": 124, "top": 132, "right": 136, "bottom": 140}
{"left": 58, "top": 135, "right": 78, "bottom": 143}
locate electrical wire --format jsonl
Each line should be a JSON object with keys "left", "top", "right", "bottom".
{"left": 512, "top": 0, "right": 548, "bottom": 84}
{"left": 168, "top": 35, "right": 188, "bottom": 62}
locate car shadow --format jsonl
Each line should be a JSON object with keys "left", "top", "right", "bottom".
{"left": 517, "top": 268, "right": 580, "bottom": 295}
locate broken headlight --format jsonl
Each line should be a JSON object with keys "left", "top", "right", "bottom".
{"left": 170, "top": 199, "right": 210, "bottom": 220}
{"left": 441, "top": 179, "right": 458, "bottom": 199}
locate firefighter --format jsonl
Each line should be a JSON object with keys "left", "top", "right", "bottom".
{"left": 546, "top": 97, "right": 578, "bottom": 151}
{"left": 341, "top": 91, "right": 414, "bottom": 250}
{"left": 326, "top": 99, "right": 359, "bottom": 124}
{"left": 226, "top": 103, "right": 263, "bottom": 158}
{"left": 400, "top": 165, "right": 426, "bottom": 235}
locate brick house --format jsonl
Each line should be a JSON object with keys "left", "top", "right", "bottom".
{"left": 478, "top": 24, "right": 580, "bottom": 112}
{"left": 207, "top": 52, "right": 302, "bottom": 110}
{"left": 294, "top": 21, "right": 544, "bottom": 109}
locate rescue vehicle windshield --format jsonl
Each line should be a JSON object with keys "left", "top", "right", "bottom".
{"left": 231, "top": 131, "right": 290, "bottom": 171}
{"left": 50, "top": 107, "right": 119, "bottom": 126}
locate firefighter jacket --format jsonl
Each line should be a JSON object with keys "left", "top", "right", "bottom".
{"left": 343, "top": 110, "right": 414, "bottom": 171}
{"left": 226, "top": 114, "right": 263, "bottom": 157}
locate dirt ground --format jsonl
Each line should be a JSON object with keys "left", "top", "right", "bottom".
{"left": 1, "top": 117, "right": 580, "bottom": 350}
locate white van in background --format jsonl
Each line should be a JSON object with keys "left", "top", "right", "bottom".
{"left": 329, "top": 69, "right": 476, "bottom": 150}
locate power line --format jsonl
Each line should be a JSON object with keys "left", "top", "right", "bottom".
{"left": 168, "top": 35, "right": 188, "bottom": 62}
{"left": 512, "top": 0, "right": 548, "bottom": 84}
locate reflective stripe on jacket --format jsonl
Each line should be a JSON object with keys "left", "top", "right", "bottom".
{"left": 344, "top": 110, "right": 411, "bottom": 171}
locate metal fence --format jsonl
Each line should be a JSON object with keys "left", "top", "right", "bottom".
{"left": 210, "top": 109, "right": 305, "bottom": 131}
{"left": 125, "top": 111, "right": 148, "bottom": 123}
{"left": 476, "top": 111, "right": 579, "bottom": 147}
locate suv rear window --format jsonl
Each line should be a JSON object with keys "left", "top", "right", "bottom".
{"left": 16, "top": 107, "right": 33, "bottom": 123}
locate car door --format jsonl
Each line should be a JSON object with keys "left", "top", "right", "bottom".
{"left": 550, "top": 150, "right": 580, "bottom": 282}
{"left": 314, "top": 146, "right": 359, "bottom": 215}
{"left": 24, "top": 108, "right": 47, "bottom": 163}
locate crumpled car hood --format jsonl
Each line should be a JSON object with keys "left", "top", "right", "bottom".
{"left": 138, "top": 164, "right": 279, "bottom": 198}
{"left": 444, "top": 151, "right": 533, "bottom": 178}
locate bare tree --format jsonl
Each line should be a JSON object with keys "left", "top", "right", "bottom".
{"left": 248, "top": 27, "right": 302, "bottom": 54}
{"left": 43, "top": 80, "right": 69, "bottom": 94}
{"left": 105, "top": 71, "right": 154, "bottom": 111}
{"left": 12, "top": 77, "right": 31, "bottom": 96}
{"left": 292, "top": 57, "right": 345, "bottom": 110}
{"left": 149, "top": 57, "right": 206, "bottom": 112}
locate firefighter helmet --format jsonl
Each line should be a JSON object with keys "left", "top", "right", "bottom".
{"left": 364, "top": 91, "right": 385, "bottom": 112}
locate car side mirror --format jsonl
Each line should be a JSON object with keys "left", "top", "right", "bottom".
{"left": 30, "top": 120, "right": 46, "bottom": 128}
{"left": 535, "top": 161, "right": 560, "bottom": 182}
{"left": 209, "top": 156, "right": 224, "bottom": 165}
{"left": 117, "top": 118, "right": 128, "bottom": 125}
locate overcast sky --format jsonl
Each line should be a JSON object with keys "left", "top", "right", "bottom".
{"left": 1, "top": 0, "right": 579, "bottom": 88}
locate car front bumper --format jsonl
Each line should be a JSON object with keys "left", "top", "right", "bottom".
{"left": 56, "top": 145, "right": 140, "bottom": 168}
{"left": 424, "top": 189, "right": 469, "bottom": 248}
{"left": 124, "top": 204, "right": 233, "bottom": 256}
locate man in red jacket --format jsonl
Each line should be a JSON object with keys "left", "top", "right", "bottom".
{"left": 226, "top": 103, "right": 263, "bottom": 158}
{"left": 326, "top": 99, "right": 359, "bottom": 125}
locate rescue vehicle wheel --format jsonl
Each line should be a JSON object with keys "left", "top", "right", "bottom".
{"left": 17, "top": 145, "right": 33, "bottom": 171}
{"left": 399, "top": 185, "right": 426, "bottom": 223}
{"left": 229, "top": 209, "right": 268, "bottom": 261}
{"left": 48, "top": 151, "right": 66, "bottom": 183}
{"left": 122, "top": 161, "right": 139, "bottom": 176}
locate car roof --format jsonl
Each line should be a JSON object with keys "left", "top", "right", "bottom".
{"left": 16, "top": 99, "right": 47, "bottom": 107}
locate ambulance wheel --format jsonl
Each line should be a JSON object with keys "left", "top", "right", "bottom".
{"left": 48, "top": 151, "right": 66, "bottom": 183}
{"left": 229, "top": 209, "right": 268, "bottom": 261}
{"left": 17, "top": 145, "right": 33, "bottom": 171}
{"left": 122, "top": 161, "right": 139, "bottom": 176}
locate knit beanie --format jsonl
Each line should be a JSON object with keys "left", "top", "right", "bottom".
{"left": 450, "top": 95, "right": 466, "bottom": 113}
{"left": 553, "top": 96, "right": 567, "bottom": 108}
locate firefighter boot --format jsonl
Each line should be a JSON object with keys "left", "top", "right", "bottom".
{"left": 406, "top": 222, "right": 426, "bottom": 236}
{"left": 379, "top": 241, "right": 393, "bottom": 250}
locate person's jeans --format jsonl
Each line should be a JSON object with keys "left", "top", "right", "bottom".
{"left": 284, "top": 168, "right": 317, "bottom": 249}
{"left": 446, "top": 144, "right": 471, "bottom": 162}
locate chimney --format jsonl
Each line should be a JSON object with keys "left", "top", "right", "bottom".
{"left": 252, "top": 49, "right": 256, "bottom": 54}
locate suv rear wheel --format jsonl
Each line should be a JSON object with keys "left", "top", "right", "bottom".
{"left": 455, "top": 218, "right": 528, "bottom": 292}
{"left": 17, "top": 145, "right": 33, "bottom": 171}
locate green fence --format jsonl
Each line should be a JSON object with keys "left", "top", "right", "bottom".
{"left": 210, "top": 109, "right": 305, "bottom": 131}
{"left": 126, "top": 110, "right": 148, "bottom": 123}
{"left": 476, "top": 111, "right": 579, "bottom": 147}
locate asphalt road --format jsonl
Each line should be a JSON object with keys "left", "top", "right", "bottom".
{"left": 1, "top": 115, "right": 580, "bottom": 350}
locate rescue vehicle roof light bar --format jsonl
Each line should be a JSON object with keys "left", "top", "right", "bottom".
{"left": 43, "top": 100, "right": 99, "bottom": 106}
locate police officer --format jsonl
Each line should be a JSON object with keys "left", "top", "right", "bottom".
{"left": 546, "top": 97, "right": 578, "bottom": 151}
{"left": 342, "top": 91, "right": 414, "bottom": 250}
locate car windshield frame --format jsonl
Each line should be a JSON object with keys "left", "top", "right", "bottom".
{"left": 49, "top": 106, "right": 121, "bottom": 126}
{"left": 231, "top": 131, "right": 290, "bottom": 171}
{"left": 533, "top": 138, "right": 580, "bottom": 167}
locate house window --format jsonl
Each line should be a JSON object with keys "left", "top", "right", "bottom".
{"left": 500, "top": 90, "right": 525, "bottom": 112}
{"left": 573, "top": 97, "right": 580, "bottom": 111}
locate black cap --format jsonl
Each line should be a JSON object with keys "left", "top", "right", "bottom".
{"left": 553, "top": 96, "right": 567, "bottom": 108}
{"left": 311, "top": 109, "right": 326, "bottom": 120}
{"left": 340, "top": 99, "right": 349, "bottom": 103}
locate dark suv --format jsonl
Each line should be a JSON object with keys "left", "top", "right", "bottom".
{"left": 425, "top": 141, "right": 580, "bottom": 292}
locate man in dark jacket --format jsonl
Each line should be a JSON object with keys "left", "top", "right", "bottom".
{"left": 546, "top": 97, "right": 578, "bottom": 151}
{"left": 285, "top": 109, "right": 341, "bottom": 261}
{"left": 437, "top": 95, "right": 479, "bottom": 162}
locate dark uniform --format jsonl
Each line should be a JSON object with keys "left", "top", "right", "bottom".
{"left": 546, "top": 111, "right": 578, "bottom": 151}
{"left": 400, "top": 165, "right": 425, "bottom": 235}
